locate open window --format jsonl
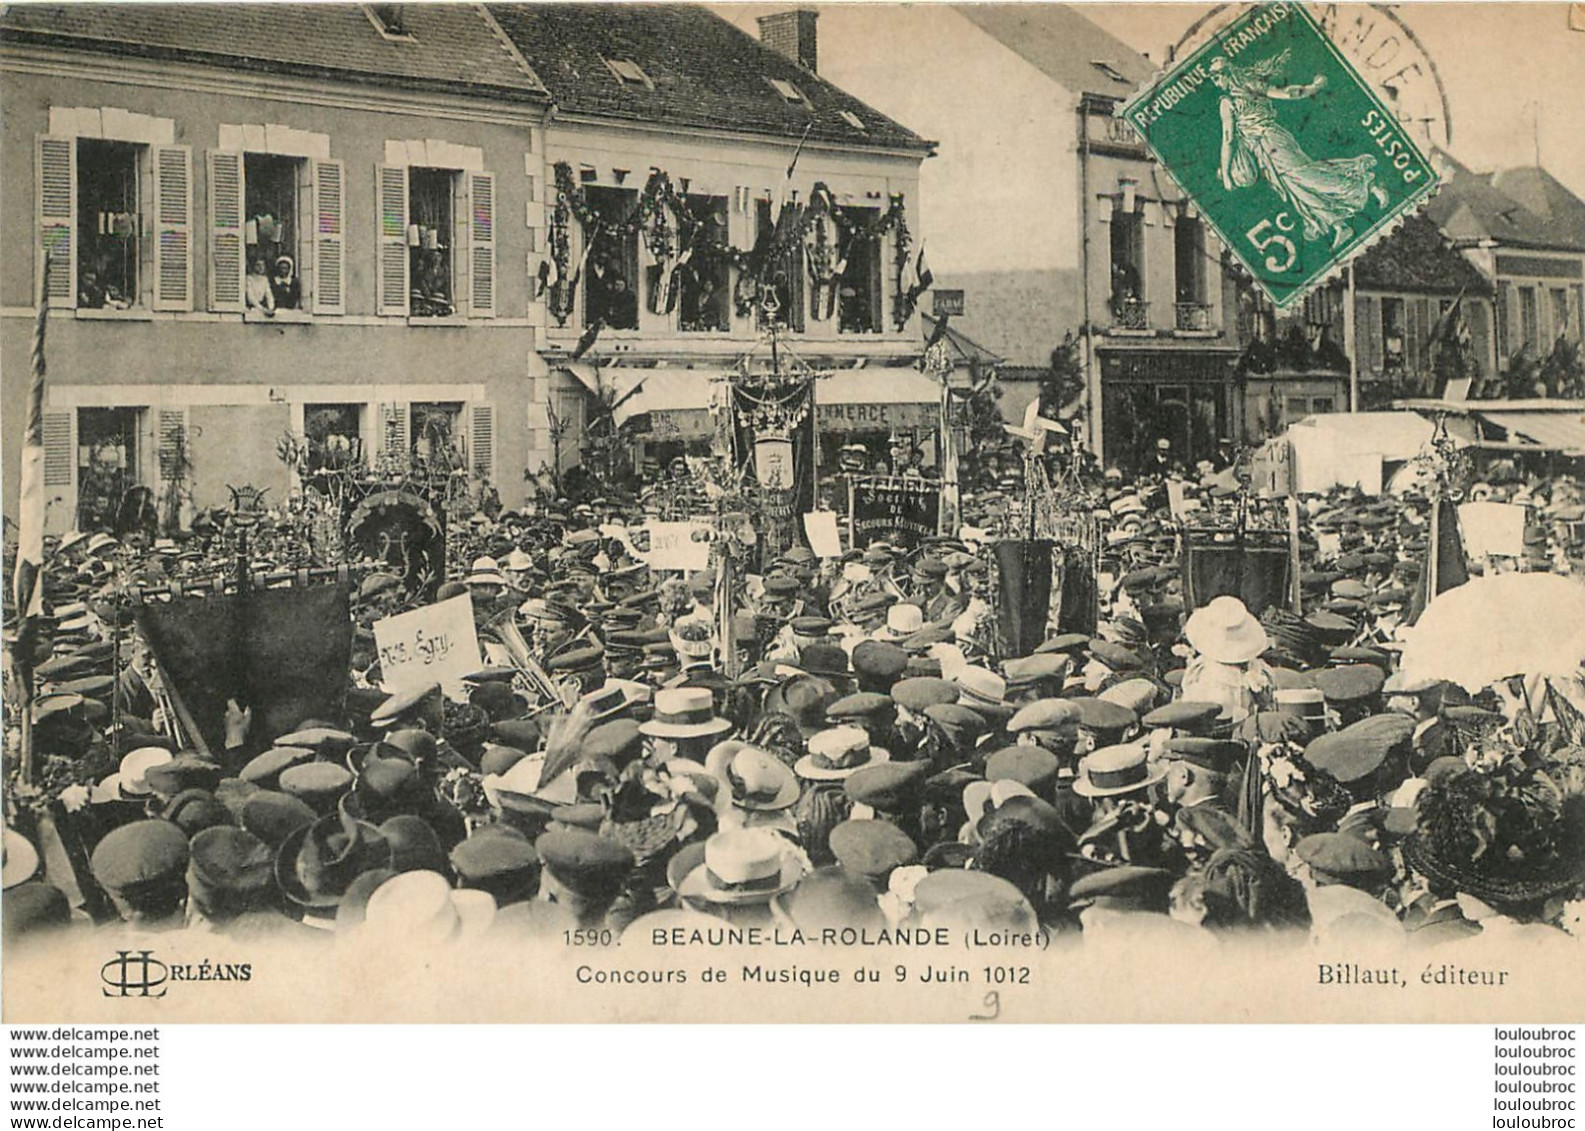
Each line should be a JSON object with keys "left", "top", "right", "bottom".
{"left": 75, "top": 407, "right": 143, "bottom": 533}
{"left": 76, "top": 139, "right": 141, "bottom": 310}
{"left": 1381, "top": 297, "right": 1406, "bottom": 372}
{"left": 836, "top": 207, "right": 882, "bottom": 334}
{"left": 1110, "top": 208, "right": 1145, "bottom": 327}
{"left": 302, "top": 403, "right": 364, "bottom": 473}
{"left": 409, "top": 167, "right": 456, "bottom": 317}
{"left": 755, "top": 198, "right": 804, "bottom": 332}
{"left": 583, "top": 186, "right": 639, "bottom": 330}
{"left": 409, "top": 401, "right": 465, "bottom": 473}
{"left": 679, "top": 194, "right": 730, "bottom": 332}
{"left": 1174, "top": 215, "right": 1209, "bottom": 330}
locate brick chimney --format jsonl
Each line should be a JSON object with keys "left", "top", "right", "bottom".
{"left": 757, "top": 10, "right": 819, "bottom": 73}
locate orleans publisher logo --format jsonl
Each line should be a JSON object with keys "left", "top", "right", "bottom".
{"left": 99, "top": 949, "right": 254, "bottom": 997}
{"left": 101, "top": 950, "right": 169, "bottom": 998}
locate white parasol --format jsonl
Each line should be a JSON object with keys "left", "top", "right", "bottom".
{"left": 1396, "top": 572, "right": 1585, "bottom": 693}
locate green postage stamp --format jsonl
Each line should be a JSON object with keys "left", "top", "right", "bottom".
{"left": 1123, "top": 2, "right": 1439, "bottom": 309}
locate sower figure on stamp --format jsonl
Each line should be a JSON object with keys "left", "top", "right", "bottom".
{"left": 1210, "top": 50, "right": 1390, "bottom": 250}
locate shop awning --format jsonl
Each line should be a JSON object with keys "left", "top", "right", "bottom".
{"left": 1478, "top": 410, "right": 1585, "bottom": 456}
{"left": 606, "top": 366, "right": 944, "bottom": 438}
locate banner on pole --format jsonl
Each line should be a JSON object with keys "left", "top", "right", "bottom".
{"left": 848, "top": 476, "right": 942, "bottom": 550}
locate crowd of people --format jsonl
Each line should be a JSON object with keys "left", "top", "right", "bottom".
{"left": 4, "top": 451, "right": 1585, "bottom": 960}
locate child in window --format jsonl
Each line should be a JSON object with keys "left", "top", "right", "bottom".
{"left": 245, "top": 255, "right": 275, "bottom": 316}
{"left": 270, "top": 255, "right": 300, "bottom": 310}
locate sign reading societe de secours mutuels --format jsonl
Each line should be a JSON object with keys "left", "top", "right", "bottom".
{"left": 1122, "top": 2, "right": 1439, "bottom": 309}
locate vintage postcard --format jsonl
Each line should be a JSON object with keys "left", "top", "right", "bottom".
{"left": 3, "top": 2, "right": 1584, "bottom": 1025}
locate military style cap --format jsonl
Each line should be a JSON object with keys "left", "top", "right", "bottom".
{"left": 1003, "top": 653, "right": 1070, "bottom": 688}
{"left": 826, "top": 691, "right": 895, "bottom": 722}
{"left": 162, "top": 790, "right": 234, "bottom": 838}
{"left": 828, "top": 819, "right": 918, "bottom": 882}
{"left": 850, "top": 641, "right": 908, "bottom": 683}
{"left": 1313, "top": 664, "right": 1387, "bottom": 703}
{"left": 844, "top": 760, "right": 929, "bottom": 811}
{"left": 1165, "top": 737, "right": 1245, "bottom": 774}
{"left": 450, "top": 828, "right": 540, "bottom": 903}
{"left": 1007, "top": 698, "right": 1080, "bottom": 734}
{"left": 984, "top": 745, "right": 1061, "bottom": 794}
{"left": 536, "top": 829, "right": 635, "bottom": 900}
{"left": 144, "top": 755, "right": 224, "bottom": 798}
{"left": 90, "top": 820, "right": 189, "bottom": 895}
{"left": 1037, "top": 633, "right": 1093, "bottom": 656}
{"left": 1088, "top": 640, "right": 1144, "bottom": 672}
{"left": 278, "top": 762, "right": 353, "bottom": 813}
{"left": 378, "top": 815, "right": 448, "bottom": 874}
{"left": 1070, "top": 697, "right": 1138, "bottom": 734}
{"left": 188, "top": 827, "right": 274, "bottom": 904}
{"left": 240, "top": 791, "right": 319, "bottom": 848}
{"left": 1295, "top": 833, "right": 1391, "bottom": 884}
{"left": 1067, "top": 865, "right": 1173, "bottom": 908}
{"left": 891, "top": 677, "right": 959, "bottom": 713}
{"left": 923, "top": 703, "right": 991, "bottom": 749}
{"left": 1141, "top": 701, "right": 1223, "bottom": 732}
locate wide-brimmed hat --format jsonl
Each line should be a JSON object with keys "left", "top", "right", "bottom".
{"left": 1184, "top": 595, "right": 1269, "bottom": 664}
{"left": 362, "top": 869, "right": 496, "bottom": 943}
{"left": 794, "top": 725, "right": 891, "bottom": 782}
{"left": 678, "top": 828, "right": 804, "bottom": 906}
{"left": 94, "top": 746, "right": 174, "bottom": 803}
{"left": 876, "top": 604, "right": 925, "bottom": 642}
{"left": 3, "top": 827, "right": 40, "bottom": 890}
{"left": 1073, "top": 744, "right": 1168, "bottom": 798}
{"left": 705, "top": 742, "right": 801, "bottom": 810}
{"left": 638, "top": 687, "right": 732, "bottom": 739}
{"left": 275, "top": 811, "right": 391, "bottom": 913}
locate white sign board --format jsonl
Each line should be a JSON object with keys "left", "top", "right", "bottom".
{"left": 804, "top": 511, "right": 843, "bottom": 558}
{"left": 1458, "top": 501, "right": 1526, "bottom": 559}
{"left": 643, "top": 521, "right": 712, "bottom": 572}
{"left": 373, "top": 594, "right": 481, "bottom": 694}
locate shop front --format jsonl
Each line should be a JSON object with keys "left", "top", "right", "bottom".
{"left": 1098, "top": 346, "right": 1241, "bottom": 473}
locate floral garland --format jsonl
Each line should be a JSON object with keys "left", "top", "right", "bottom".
{"left": 547, "top": 161, "right": 910, "bottom": 327}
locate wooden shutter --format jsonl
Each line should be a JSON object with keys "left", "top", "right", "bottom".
{"left": 376, "top": 165, "right": 409, "bottom": 316}
{"left": 379, "top": 403, "right": 409, "bottom": 456}
{"left": 208, "top": 150, "right": 245, "bottom": 312}
{"left": 41, "top": 409, "right": 76, "bottom": 535}
{"left": 156, "top": 408, "right": 188, "bottom": 486}
{"left": 467, "top": 171, "right": 496, "bottom": 318}
{"left": 152, "top": 145, "right": 192, "bottom": 311}
{"left": 36, "top": 136, "right": 77, "bottom": 308}
{"left": 1359, "top": 295, "right": 1381, "bottom": 376}
{"left": 470, "top": 403, "right": 495, "bottom": 481}
{"left": 312, "top": 159, "right": 346, "bottom": 315}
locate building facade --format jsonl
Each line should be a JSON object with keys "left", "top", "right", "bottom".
{"left": 0, "top": 4, "right": 554, "bottom": 534}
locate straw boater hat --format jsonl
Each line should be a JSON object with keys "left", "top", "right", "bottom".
{"left": 1184, "top": 595, "right": 1270, "bottom": 664}
{"left": 794, "top": 725, "right": 891, "bottom": 782}
{"left": 678, "top": 828, "right": 804, "bottom": 905}
{"left": 94, "top": 746, "right": 174, "bottom": 803}
{"left": 639, "top": 687, "right": 733, "bottom": 740}
{"left": 464, "top": 555, "right": 508, "bottom": 589}
{"left": 1073, "top": 744, "right": 1168, "bottom": 798}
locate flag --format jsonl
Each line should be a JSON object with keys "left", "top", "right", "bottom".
{"left": 924, "top": 311, "right": 951, "bottom": 353}
{"left": 784, "top": 120, "right": 814, "bottom": 182}
{"left": 1405, "top": 496, "right": 1469, "bottom": 627}
{"left": 570, "top": 319, "right": 602, "bottom": 360}
{"left": 12, "top": 256, "right": 51, "bottom": 661}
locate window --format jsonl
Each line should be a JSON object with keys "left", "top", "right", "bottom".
{"left": 679, "top": 194, "right": 730, "bottom": 332}
{"left": 755, "top": 198, "right": 804, "bottom": 331}
{"left": 302, "top": 404, "right": 364, "bottom": 473}
{"left": 1496, "top": 282, "right": 1511, "bottom": 360}
{"left": 242, "top": 153, "right": 304, "bottom": 312}
{"left": 409, "top": 402, "right": 464, "bottom": 470}
{"left": 1519, "top": 286, "right": 1539, "bottom": 350}
{"left": 1110, "top": 208, "right": 1144, "bottom": 324}
{"left": 1311, "top": 396, "right": 1335, "bottom": 414}
{"left": 1573, "top": 286, "right": 1585, "bottom": 344}
{"left": 1551, "top": 287, "right": 1570, "bottom": 341}
{"left": 767, "top": 78, "right": 806, "bottom": 104}
{"left": 76, "top": 139, "right": 142, "bottom": 309}
{"left": 1381, "top": 297, "right": 1405, "bottom": 372}
{"left": 582, "top": 187, "right": 640, "bottom": 330}
{"left": 839, "top": 110, "right": 866, "bottom": 132}
{"left": 76, "top": 407, "right": 143, "bottom": 533}
{"left": 604, "top": 58, "right": 652, "bottom": 88}
{"left": 1174, "top": 216, "right": 1206, "bottom": 305}
{"left": 409, "top": 167, "right": 456, "bottom": 317}
{"left": 836, "top": 206, "right": 883, "bottom": 334}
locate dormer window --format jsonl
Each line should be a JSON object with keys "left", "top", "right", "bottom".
{"left": 1090, "top": 60, "right": 1128, "bottom": 84}
{"left": 767, "top": 78, "right": 807, "bottom": 105}
{"left": 839, "top": 110, "right": 866, "bottom": 131}
{"left": 365, "top": 5, "right": 414, "bottom": 41}
{"left": 604, "top": 58, "right": 653, "bottom": 89}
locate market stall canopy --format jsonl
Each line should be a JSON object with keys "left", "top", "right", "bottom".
{"left": 1395, "top": 399, "right": 1585, "bottom": 457}
{"left": 600, "top": 366, "right": 943, "bottom": 439}
{"left": 1284, "top": 411, "right": 1461, "bottom": 495}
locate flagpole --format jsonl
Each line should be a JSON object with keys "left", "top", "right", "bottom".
{"left": 15, "top": 254, "right": 51, "bottom": 786}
